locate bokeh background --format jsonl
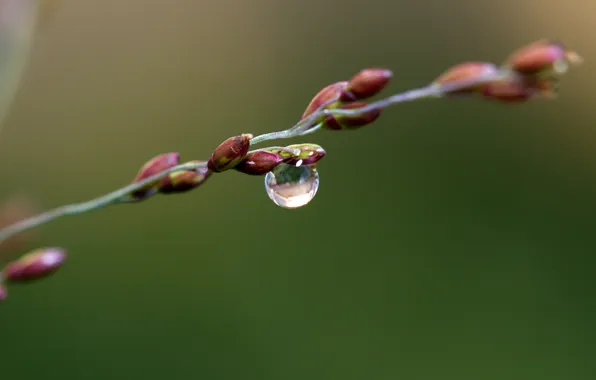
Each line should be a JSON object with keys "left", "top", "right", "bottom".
{"left": 0, "top": 0, "right": 595, "bottom": 379}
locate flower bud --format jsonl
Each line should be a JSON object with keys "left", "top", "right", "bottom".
{"left": 3, "top": 247, "right": 66, "bottom": 283}
{"left": 277, "top": 144, "right": 326, "bottom": 166}
{"left": 341, "top": 68, "right": 392, "bottom": 101}
{"left": 301, "top": 81, "right": 349, "bottom": 120}
{"left": 207, "top": 134, "right": 252, "bottom": 173}
{"left": 323, "top": 103, "right": 381, "bottom": 130}
{"left": 0, "top": 284, "right": 6, "bottom": 301}
{"left": 481, "top": 77, "right": 554, "bottom": 103}
{"left": 481, "top": 80, "right": 533, "bottom": 102}
{"left": 235, "top": 151, "right": 283, "bottom": 176}
{"left": 504, "top": 40, "right": 582, "bottom": 76}
{"left": 131, "top": 153, "right": 180, "bottom": 200}
{"left": 432, "top": 62, "right": 500, "bottom": 94}
{"left": 159, "top": 161, "right": 212, "bottom": 194}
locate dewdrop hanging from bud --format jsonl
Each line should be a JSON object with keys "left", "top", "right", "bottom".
{"left": 264, "top": 164, "right": 320, "bottom": 209}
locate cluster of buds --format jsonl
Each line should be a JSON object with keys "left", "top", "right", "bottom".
{"left": 0, "top": 39, "right": 583, "bottom": 303}
{"left": 197, "top": 70, "right": 391, "bottom": 177}
{"left": 432, "top": 40, "right": 582, "bottom": 102}
{"left": 301, "top": 68, "right": 393, "bottom": 130}
{"left": 235, "top": 143, "right": 327, "bottom": 175}
{"left": 207, "top": 134, "right": 327, "bottom": 175}
{"left": 130, "top": 153, "right": 212, "bottom": 201}
{"left": 0, "top": 247, "right": 67, "bottom": 301}
{"left": 124, "top": 40, "right": 583, "bottom": 196}
{"left": 130, "top": 134, "right": 329, "bottom": 193}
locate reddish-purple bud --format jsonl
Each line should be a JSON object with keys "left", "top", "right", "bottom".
{"left": 341, "top": 68, "right": 393, "bottom": 101}
{"left": 131, "top": 153, "right": 180, "bottom": 200}
{"left": 208, "top": 134, "right": 252, "bottom": 173}
{"left": 159, "top": 161, "right": 212, "bottom": 194}
{"left": 481, "top": 77, "right": 555, "bottom": 103}
{"left": 277, "top": 144, "right": 326, "bottom": 166}
{"left": 3, "top": 247, "right": 66, "bottom": 283}
{"left": 504, "top": 40, "right": 582, "bottom": 76}
{"left": 235, "top": 151, "right": 283, "bottom": 176}
{"left": 301, "top": 81, "right": 349, "bottom": 120}
{"left": 324, "top": 102, "right": 382, "bottom": 130}
{"left": 0, "top": 284, "right": 6, "bottom": 301}
{"left": 432, "top": 62, "right": 500, "bottom": 94}
{"left": 481, "top": 80, "right": 533, "bottom": 102}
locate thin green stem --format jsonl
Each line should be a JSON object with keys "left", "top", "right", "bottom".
{"left": 249, "top": 70, "right": 510, "bottom": 146}
{"left": 0, "top": 161, "right": 208, "bottom": 242}
{"left": 325, "top": 71, "right": 511, "bottom": 118}
{"left": 0, "top": 69, "right": 514, "bottom": 243}
{"left": 296, "top": 122, "right": 323, "bottom": 136}
{"left": 249, "top": 100, "right": 337, "bottom": 146}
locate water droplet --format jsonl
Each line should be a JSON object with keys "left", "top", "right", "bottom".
{"left": 264, "top": 164, "right": 319, "bottom": 209}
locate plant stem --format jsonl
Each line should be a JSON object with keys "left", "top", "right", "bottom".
{"left": 0, "top": 161, "right": 208, "bottom": 242}
{"left": 0, "top": 69, "right": 512, "bottom": 242}
{"left": 249, "top": 70, "right": 510, "bottom": 146}
{"left": 249, "top": 100, "right": 337, "bottom": 146}
{"left": 297, "top": 122, "right": 323, "bottom": 136}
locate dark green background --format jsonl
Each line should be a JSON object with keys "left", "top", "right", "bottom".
{"left": 1, "top": 0, "right": 595, "bottom": 379}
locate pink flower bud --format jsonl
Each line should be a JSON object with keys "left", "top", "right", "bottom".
{"left": 207, "top": 134, "right": 253, "bottom": 173}
{"left": 159, "top": 161, "right": 212, "bottom": 194}
{"left": 481, "top": 80, "right": 533, "bottom": 102}
{"left": 3, "top": 247, "right": 66, "bottom": 283}
{"left": 131, "top": 153, "right": 180, "bottom": 200}
{"left": 481, "top": 77, "right": 555, "bottom": 103}
{"left": 301, "top": 81, "right": 349, "bottom": 120}
{"left": 235, "top": 151, "right": 283, "bottom": 176}
{"left": 276, "top": 144, "right": 326, "bottom": 166}
{"left": 324, "top": 103, "right": 382, "bottom": 130}
{"left": 432, "top": 62, "right": 500, "bottom": 94}
{"left": 505, "top": 40, "right": 582, "bottom": 76}
{"left": 0, "top": 284, "right": 6, "bottom": 301}
{"left": 341, "top": 68, "right": 392, "bottom": 101}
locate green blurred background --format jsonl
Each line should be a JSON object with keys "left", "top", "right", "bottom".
{"left": 0, "top": 0, "right": 595, "bottom": 378}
